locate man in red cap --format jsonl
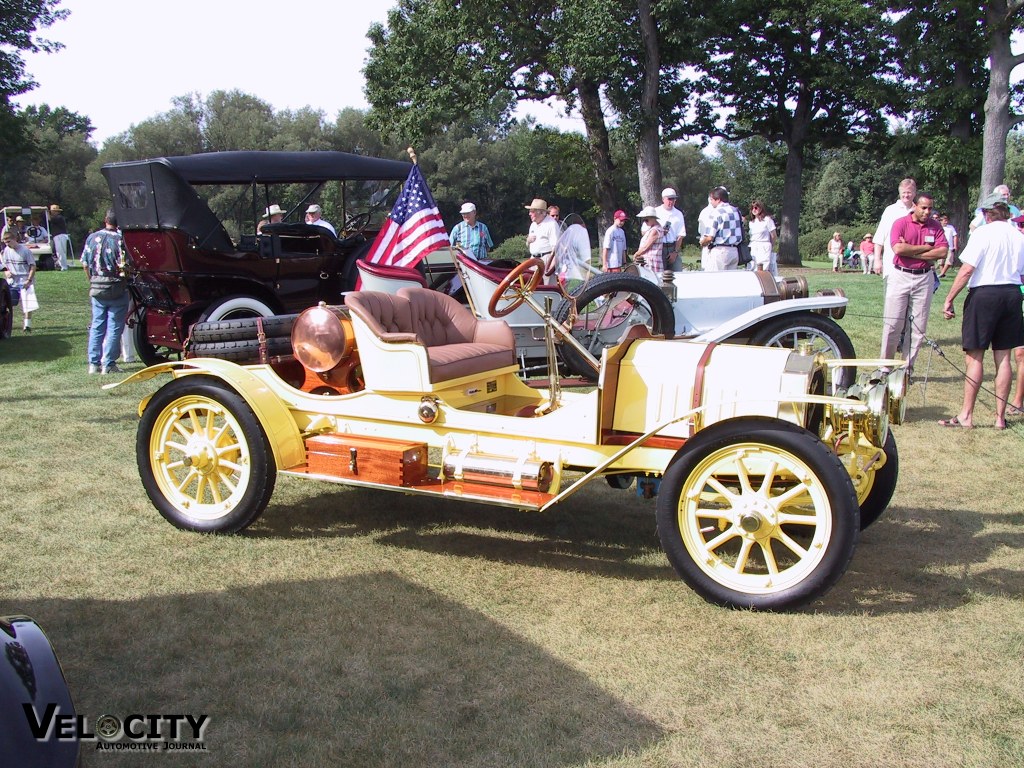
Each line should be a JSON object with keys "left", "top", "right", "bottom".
{"left": 602, "top": 209, "right": 629, "bottom": 272}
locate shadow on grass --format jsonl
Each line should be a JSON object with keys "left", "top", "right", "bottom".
{"left": 0, "top": 331, "right": 75, "bottom": 362}
{"left": 249, "top": 481, "right": 673, "bottom": 583}
{"left": 824, "top": 505, "right": 1024, "bottom": 614}
{"left": 248, "top": 480, "right": 1021, "bottom": 614}
{"left": 21, "top": 574, "right": 666, "bottom": 767}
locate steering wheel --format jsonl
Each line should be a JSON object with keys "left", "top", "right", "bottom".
{"left": 488, "top": 257, "right": 543, "bottom": 317}
{"left": 342, "top": 212, "right": 371, "bottom": 236}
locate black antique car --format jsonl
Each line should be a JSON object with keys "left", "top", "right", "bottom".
{"left": 101, "top": 151, "right": 413, "bottom": 364}
{"left": 0, "top": 616, "right": 79, "bottom": 766}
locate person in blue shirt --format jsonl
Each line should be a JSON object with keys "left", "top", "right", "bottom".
{"left": 449, "top": 202, "right": 493, "bottom": 261}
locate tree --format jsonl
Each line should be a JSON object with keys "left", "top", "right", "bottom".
{"left": 683, "top": 1, "right": 902, "bottom": 265}
{"left": 364, "top": 0, "right": 697, "bottom": 227}
{"left": 0, "top": 0, "right": 68, "bottom": 159}
{"left": 980, "top": 0, "right": 1024, "bottom": 200}
{"left": 893, "top": 0, "right": 987, "bottom": 238}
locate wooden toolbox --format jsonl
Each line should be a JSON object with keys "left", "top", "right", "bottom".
{"left": 305, "top": 433, "right": 429, "bottom": 486}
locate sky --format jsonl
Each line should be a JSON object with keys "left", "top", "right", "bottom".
{"left": 15, "top": 0, "right": 581, "bottom": 145}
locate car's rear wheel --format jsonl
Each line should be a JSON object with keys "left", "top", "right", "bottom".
{"left": 748, "top": 313, "right": 856, "bottom": 391}
{"left": 656, "top": 419, "right": 859, "bottom": 611}
{"left": 553, "top": 273, "right": 676, "bottom": 379}
{"left": 133, "top": 309, "right": 182, "bottom": 366}
{"left": 137, "top": 378, "right": 275, "bottom": 532}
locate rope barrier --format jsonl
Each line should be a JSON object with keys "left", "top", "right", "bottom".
{"left": 844, "top": 305, "right": 1024, "bottom": 436}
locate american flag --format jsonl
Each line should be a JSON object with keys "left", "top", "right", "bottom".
{"left": 364, "top": 164, "right": 449, "bottom": 268}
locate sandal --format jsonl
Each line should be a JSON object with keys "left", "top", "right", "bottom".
{"left": 937, "top": 416, "right": 972, "bottom": 428}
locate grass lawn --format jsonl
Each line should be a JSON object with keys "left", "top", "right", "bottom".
{"left": 1, "top": 266, "right": 1023, "bottom": 767}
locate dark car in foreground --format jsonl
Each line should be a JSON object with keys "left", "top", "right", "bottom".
{"left": 1, "top": 615, "right": 79, "bottom": 767}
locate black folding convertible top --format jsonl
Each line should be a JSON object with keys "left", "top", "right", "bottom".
{"left": 100, "top": 151, "right": 413, "bottom": 250}
{"left": 150, "top": 151, "right": 412, "bottom": 185}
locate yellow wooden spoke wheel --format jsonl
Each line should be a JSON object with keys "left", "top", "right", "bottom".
{"left": 657, "top": 420, "right": 859, "bottom": 610}
{"left": 137, "top": 379, "right": 275, "bottom": 532}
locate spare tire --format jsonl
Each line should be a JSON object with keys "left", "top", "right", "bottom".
{"left": 186, "top": 337, "right": 293, "bottom": 363}
{"left": 190, "top": 314, "right": 299, "bottom": 343}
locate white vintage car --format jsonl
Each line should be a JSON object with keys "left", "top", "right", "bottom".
{"left": 360, "top": 233, "right": 855, "bottom": 386}
{"left": 114, "top": 259, "right": 906, "bottom": 611}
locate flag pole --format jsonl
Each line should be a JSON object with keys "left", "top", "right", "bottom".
{"left": 406, "top": 146, "right": 417, "bottom": 165}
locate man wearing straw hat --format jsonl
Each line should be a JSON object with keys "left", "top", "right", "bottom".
{"left": 525, "top": 198, "right": 559, "bottom": 276}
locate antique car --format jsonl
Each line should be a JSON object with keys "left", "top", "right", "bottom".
{"left": 1, "top": 615, "right": 80, "bottom": 767}
{"left": 1, "top": 205, "right": 56, "bottom": 271}
{"left": 112, "top": 259, "right": 906, "bottom": 611}
{"left": 358, "top": 243, "right": 856, "bottom": 386}
{"left": 104, "top": 151, "right": 854, "bottom": 382}
{"left": 100, "top": 151, "right": 413, "bottom": 365}
{"left": 0, "top": 276, "right": 13, "bottom": 339}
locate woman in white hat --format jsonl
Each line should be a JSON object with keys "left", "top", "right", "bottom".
{"left": 632, "top": 206, "right": 666, "bottom": 272}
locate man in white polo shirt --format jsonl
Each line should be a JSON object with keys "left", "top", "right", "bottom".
{"left": 655, "top": 187, "right": 686, "bottom": 271}
{"left": 305, "top": 204, "right": 336, "bottom": 236}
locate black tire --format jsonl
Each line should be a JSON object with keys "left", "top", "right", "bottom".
{"left": 656, "top": 418, "right": 860, "bottom": 611}
{"left": 0, "top": 285, "right": 12, "bottom": 340}
{"left": 137, "top": 378, "right": 276, "bottom": 532}
{"left": 840, "top": 430, "right": 898, "bottom": 530}
{"left": 187, "top": 337, "right": 293, "bottom": 362}
{"left": 605, "top": 474, "right": 635, "bottom": 490}
{"left": 748, "top": 313, "right": 857, "bottom": 391}
{"left": 190, "top": 314, "right": 299, "bottom": 343}
{"left": 133, "top": 309, "right": 182, "bottom": 366}
{"left": 553, "top": 273, "right": 676, "bottom": 379}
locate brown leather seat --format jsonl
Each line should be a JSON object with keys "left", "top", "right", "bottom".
{"left": 345, "top": 288, "right": 515, "bottom": 384}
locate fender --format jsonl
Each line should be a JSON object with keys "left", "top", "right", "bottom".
{"left": 1, "top": 615, "right": 79, "bottom": 768}
{"left": 104, "top": 361, "right": 306, "bottom": 471}
{"left": 692, "top": 296, "right": 848, "bottom": 343}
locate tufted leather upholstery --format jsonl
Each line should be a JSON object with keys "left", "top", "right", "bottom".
{"left": 345, "top": 288, "right": 516, "bottom": 384}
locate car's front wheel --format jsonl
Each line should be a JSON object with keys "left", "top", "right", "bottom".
{"left": 837, "top": 430, "right": 899, "bottom": 530}
{"left": 656, "top": 419, "right": 859, "bottom": 611}
{"left": 137, "top": 378, "right": 276, "bottom": 532}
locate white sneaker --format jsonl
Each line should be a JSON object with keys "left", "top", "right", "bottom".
{"left": 88, "top": 364, "right": 100, "bottom": 374}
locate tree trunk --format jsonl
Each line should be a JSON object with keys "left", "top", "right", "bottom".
{"left": 778, "top": 146, "right": 805, "bottom": 266}
{"left": 634, "top": 0, "right": 662, "bottom": 207}
{"left": 980, "top": 0, "right": 1024, "bottom": 202}
{"left": 576, "top": 79, "right": 618, "bottom": 232}
{"left": 778, "top": 88, "right": 813, "bottom": 266}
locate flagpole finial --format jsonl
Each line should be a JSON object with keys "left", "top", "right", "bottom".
{"left": 406, "top": 147, "right": 418, "bottom": 164}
